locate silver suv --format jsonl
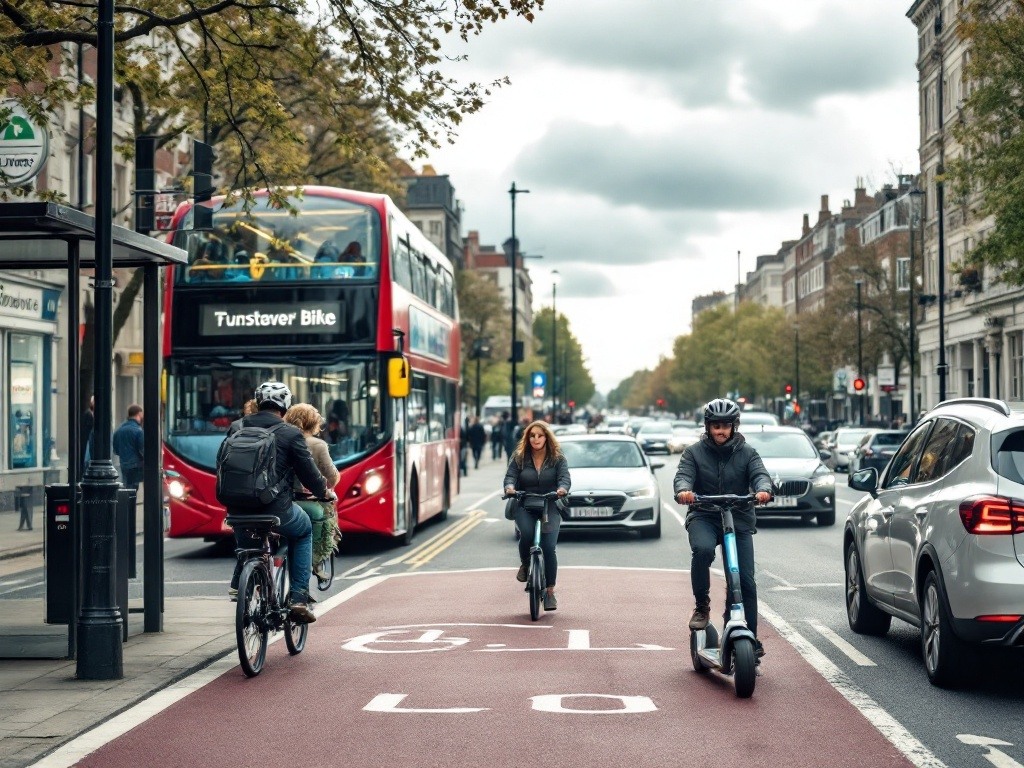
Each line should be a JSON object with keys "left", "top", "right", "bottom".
{"left": 844, "top": 397, "right": 1024, "bottom": 687}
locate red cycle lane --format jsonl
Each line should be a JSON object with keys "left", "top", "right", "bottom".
{"left": 65, "top": 569, "right": 918, "bottom": 768}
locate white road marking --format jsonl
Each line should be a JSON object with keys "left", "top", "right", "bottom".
{"left": 341, "top": 556, "right": 381, "bottom": 578}
{"left": 759, "top": 602, "right": 946, "bottom": 768}
{"left": 805, "top": 619, "right": 876, "bottom": 666}
{"left": 0, "top": 580, "right": 44, "bottom": 596}
{"left": 957, "top": 735, "right": 1024, "bottom": 768}
{"left": 761, "top": 570, "right": 798, "bottom": 591}
{"left": 662, "top": 502, "right": 686, "bottom": 528}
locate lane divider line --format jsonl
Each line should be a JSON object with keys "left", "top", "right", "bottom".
{"left": 384, "top": 509, "right": 487, "bottom": 568}
{"left": 662, "top": 502, "right": 686, "bottom": 528}
{"left": 805, "top": 618, "right": 877, "bottom": 666}
{"left": 759, "top": 602, "right": 945, "bottom": 768}
{"left": 406, "top": 510, "right": 487, "bottom": 569}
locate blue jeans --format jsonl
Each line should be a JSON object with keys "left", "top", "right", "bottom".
{"left": 232, "top": 503, "right": 312, "bottom": 602}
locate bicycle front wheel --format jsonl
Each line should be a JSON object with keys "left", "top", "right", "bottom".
{"left": 528, "top": 553, "right": 544, "bottom": 621}
{"left": 236, "top": 560, "right": 270, "bottom": 677}
{"left": 315, "top": 552, "right": 334, "bottom": 591}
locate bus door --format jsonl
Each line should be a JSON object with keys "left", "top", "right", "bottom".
{"left": 392, "top": 394, "right": 407, "bottom": 534}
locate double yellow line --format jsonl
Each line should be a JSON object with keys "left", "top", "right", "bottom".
{"left": 390, "top": 509, "right": 487, "bottom": 569}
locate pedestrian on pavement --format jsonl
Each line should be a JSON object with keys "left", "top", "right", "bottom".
{"left": 112, "top": 404, "right": 145, "bottom": 492}
{"left": 501, "top": 411, "right": 515, "bottom": 460}
{"left": 468, "top": 416, "right": 487, "bottom": 469}
{"left": 673, "top": 398, "right": 772, "bottom": 671}
{"left": 503, "top": 420, "right": 571, "bottom": 612}
{"left": 490, "top": 416, "right": 503, "bottom": 460}
{"left": 459, "top": 416, "right": 470, "bottom": 476}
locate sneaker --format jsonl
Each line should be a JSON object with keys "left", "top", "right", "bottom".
{"left": 288, "top": 602, "right": 317, "bottom": 624}
{"left": 688, "top": 604, "right": 711, "bottom": 630}
{"left": 543, "top": 591, "right": 557, "bottom": 611}
{"left": 228, "top": 587, "right": 238, "bottom": 602}
{"left": 312, "top": 564, "right": 329, "bottom": 581}
{"left": 516, "top": 563, "right": 528, "bottom": 583}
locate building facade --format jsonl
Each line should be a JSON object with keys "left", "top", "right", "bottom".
{"left": 403, "top": 169, "right": 464, "bottom": 269}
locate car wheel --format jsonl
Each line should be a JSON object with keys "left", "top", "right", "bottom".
{"left": 845, "top": 541, "right": 891, "bottom": 635}
{"left": 920, "top": 570, "right": 972, "bottom": 688}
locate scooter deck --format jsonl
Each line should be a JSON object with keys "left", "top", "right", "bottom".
{"left": 698, "top": 648, "right": 720, "bottom": 665}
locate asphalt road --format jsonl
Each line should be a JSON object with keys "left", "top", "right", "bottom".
{"left": 5, "top": 451, "right": 1024, "bottom": 767}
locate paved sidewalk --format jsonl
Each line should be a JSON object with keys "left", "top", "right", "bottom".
{"left": 0, "top": 598, "right": 235, "bottom": 768}
{"left": 0, "top": 510, "right": 45, "bottom": 561}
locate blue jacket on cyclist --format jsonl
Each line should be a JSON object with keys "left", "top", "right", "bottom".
{"left": 503, "top": 420, "right": 570, "bottom": 612}
{"left": 225, "top": 381, "right": 332, "bottom": 623}
{"left": 673, "top": 398, "right": 772, "bottom": 656}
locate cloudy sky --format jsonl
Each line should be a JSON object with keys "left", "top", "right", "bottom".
{"left": 428, "top": 0, "right": 920, "bottom": 394}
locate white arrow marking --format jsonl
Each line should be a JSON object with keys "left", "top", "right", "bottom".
{"left": 957, "top": 735, "right": 1022, "bottom": 768}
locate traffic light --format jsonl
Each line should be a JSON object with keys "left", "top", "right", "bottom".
{"left": 191, "top": 140, "right": 215, "bottom": 230}
{"left": 134, "top": 135, "right": 156, "bottom": 233}
{"left": 853, "top": 377, "right": 866, "bottom": 392}
{"left": 656, "top": 398, "right": 665, "bottom": 408}
{"left": 784, "top": 383, "right": 792, "bottom": 400}
{"left": 568, "top": 400, "right": 576, "bottom": 410}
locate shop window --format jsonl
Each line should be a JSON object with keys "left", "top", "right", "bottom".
{"left": 9, "top": 334, "right": 43, "bottom": 469}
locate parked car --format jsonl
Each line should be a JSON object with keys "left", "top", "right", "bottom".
{"left": 739, "top": 411, "right": 779, "bottom": 427}
{"left": 844, "top": 397, "right": 1024, "bottom": 687}
{"left": 668, "top": 425, "right": 702, "bottom": 453}
{"left": 741, "top": 426, "right": 836, "bottom": 526}
{"left": 634, "top": 420, "right": 674, "bottom": 454}
{"left": 828, "top": 427, "right": 876, "bottom": 471}
{"left": 848, "top": 430, "right": 906, "bottom": 473}
{"left": 552, "top": 423, "right": 587, "bottom": 437}
{"left": 595, "top": 416, "right": 629, "bottom": 434}
{"left": 555, "top": 434, "right": 664, "bottom": 538}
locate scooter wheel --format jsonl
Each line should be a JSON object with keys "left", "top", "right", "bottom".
{"left": 733, "top": 638, "right": 756, "bottom": 698}
{"left": 689, "top": 631, "right": 708, "bottom": 673}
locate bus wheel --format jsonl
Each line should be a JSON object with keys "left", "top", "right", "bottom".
{"left": 438, "top": 473, "right": 450, "bottom": 522}
{"left": 402, "top": 477, "right": 419, "bottom": 546}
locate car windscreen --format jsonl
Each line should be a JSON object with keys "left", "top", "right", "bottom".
{"left": 560, "top": 441, "right": 645, "bottom": 468}
{"left": 872, "top": 432, "right": 905, "bottom": 446}
{"left": 742, "top": 432, "right": 818, "bottom": 459}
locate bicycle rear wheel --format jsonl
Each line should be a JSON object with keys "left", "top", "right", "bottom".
{"left": 528, "top": 552, "right": 544, "bottom": 621}
{"left": 315, "top": 552, "right": 334, "bottom": 591}
{"left": 236, "top": 560, "right": 270, "bottom": 677}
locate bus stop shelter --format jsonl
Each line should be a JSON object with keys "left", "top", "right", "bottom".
{"left": 0, "top": 201, "right": 186, "bottom": 660}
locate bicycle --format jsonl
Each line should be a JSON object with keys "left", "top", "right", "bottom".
{"left": 504, "top": 491, "right": 560, "bottom": 621}
{"left": 226, "top": 514, "right": 309, "bottom": 677}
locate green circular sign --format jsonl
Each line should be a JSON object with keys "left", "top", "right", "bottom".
{"left": 0, "top": 101, "right": 49, "bottom": 187}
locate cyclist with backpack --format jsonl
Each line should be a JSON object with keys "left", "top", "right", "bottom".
{"left": 219, "top": 381, "right": 335, "bottom": 623}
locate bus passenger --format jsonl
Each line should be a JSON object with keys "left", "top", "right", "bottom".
{"left": 342, "top": 241, "right": 368, "bottom": 277}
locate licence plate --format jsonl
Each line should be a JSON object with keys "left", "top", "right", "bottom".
{"left": 767, "top": 496, "right": 798, "bottom": 509}
{"left": 570, "top": 507, "right": 615, "bottom": 518}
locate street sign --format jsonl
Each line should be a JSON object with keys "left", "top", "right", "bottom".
{"left": 531, "top": 371, "right": 546, "bottom": 389}
{"left": 877, "top": 365, "right": 895, "bottom": 388}
{"left": 533, "top": 387, "right": 544, "bottom": 398}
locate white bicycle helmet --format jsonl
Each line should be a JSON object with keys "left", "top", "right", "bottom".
{"left": 254, "top": 381, "right": 292, "bottom": 412}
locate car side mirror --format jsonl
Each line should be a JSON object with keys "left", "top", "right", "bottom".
{"left": 848, "top": 467, "right": 879, "bottom": 497}
{"left": 819, "top": 450, "right": 832, "bottom": 461}
{"left": 650, "top": 460, "right": 665, "bottom": 471}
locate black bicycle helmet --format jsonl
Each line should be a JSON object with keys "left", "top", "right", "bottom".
{"left": 254, "top": 381, "right": 292, "bottom": 412}
{"left": 704, "top": 398, "right": 741, "bottom": 426}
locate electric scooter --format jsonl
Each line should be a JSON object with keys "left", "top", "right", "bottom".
{"left": 686, "top": 493, "right": 762, "bottom": 698}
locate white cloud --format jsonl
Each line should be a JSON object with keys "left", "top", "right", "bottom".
{"left": 431, "top": 0, "right": 920, "bottom": 393}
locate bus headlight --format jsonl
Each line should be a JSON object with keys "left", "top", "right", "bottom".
{"left": 167, "top": 478, "right": 189, "bottom": 500}
{"left": 363, "top": 473, "right": 383, "bottom": 495}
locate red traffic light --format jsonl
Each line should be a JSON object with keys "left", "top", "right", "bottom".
{"left": 656, "top": 398, "right": 665, "bottom": 407}
{"left": 853, "top": 377, "right": 866, "bottom": 392}
{"left": 568, "top": 400, "right": 576, "bottom": 409}
{"left": 784, "top": 384, "right": 793, "bottom": 394}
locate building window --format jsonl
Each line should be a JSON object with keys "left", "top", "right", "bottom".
{"left": 1011, "top": 333, "right": 1023, "bottom": 400}
{"left": 896, "top": 257, "right": 910, "bottom": 292}
{"left": 9, "top": 334, "right": 44, "bottom": 469}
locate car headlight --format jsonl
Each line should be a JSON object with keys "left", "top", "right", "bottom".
{"left": 628, "top": 485, "right": 657, "bottom": 499}
{"left": 811, "top": 466, "right": 835, "bottom": 487}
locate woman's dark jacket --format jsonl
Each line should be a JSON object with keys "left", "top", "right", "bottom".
{"left": 503, "top": 452, "right": 571, "bottom": 515}
{"left": 672, "top": 432, "right": 771, "bottom": 530}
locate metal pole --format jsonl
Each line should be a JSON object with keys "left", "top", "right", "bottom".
{"left": 77, "top": 0, "right": 123, "bottom": 679}
{"left": 67, "top": 242, "right": 80, "bottom": 660}
{"left": 143, "top": 264, "right": 163, "bottom": 631}
{"left": 794, "top": 324, "right": 800, "bottom": 422}
{"left": 509, "top": 183, "right": 529, "bottom": 424}
{"left": 552, "top": 279, "right": 557, "bottom": 417}
{"left": 936, "top": 10, "right": 948, "bottom": 403}
{"left": 856, "top": 281, "right": 864, "bottom": 427}
{"left": 908, "top": 192, "right": 917, "bottom": 425}
{"left": 475, "top": 355, "right": 481, "bottom": 418}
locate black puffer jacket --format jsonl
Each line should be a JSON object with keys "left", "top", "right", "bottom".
{"left": 672, "top": 432, "right": 771, "bottom": 530}
{"left": 225, "top": 410, "right": 329, "bottom": 516}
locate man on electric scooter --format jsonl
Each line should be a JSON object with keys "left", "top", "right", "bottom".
{"left": 673, "top": 398, "right": 772, "bottom": 667}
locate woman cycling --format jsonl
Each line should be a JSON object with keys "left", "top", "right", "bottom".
{"left": 503, "top": 420, "right": 570, "bottom": 611}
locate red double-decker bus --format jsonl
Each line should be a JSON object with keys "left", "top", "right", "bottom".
{"left": 161, "top": 186, "right": 460, "bottom": 544}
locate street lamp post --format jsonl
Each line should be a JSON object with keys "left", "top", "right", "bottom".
{"left": 551, "top": 270, "right": 560, "bottom": 418}
{"left": 509, "top": 182, "right": 529, "bottom": 424}
{"left": 908, "top": 186, "right": 924, "bottom": 424}
{"left": 855, "top": 279, "right": 864, "bottom": 426}
{"left": 471, "top": 337, "right": 492, "bottom": 417}
{"left": 794, "top": 322, "right": 800, "bottom": 423}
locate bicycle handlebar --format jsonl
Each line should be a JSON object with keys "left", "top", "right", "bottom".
{"left": 502, "top": 490, "right": 561, "bottom": 500}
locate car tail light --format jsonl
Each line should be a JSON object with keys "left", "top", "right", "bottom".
{"left": 959, "top": 496, "right": 1024, "bottom": 535}
{"left": 975, "top": 614, "right": 1023, "bottom": 623}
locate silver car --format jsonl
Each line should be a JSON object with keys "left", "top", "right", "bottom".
{"left": 844, "top": 398, "right": 1024, "bottom": 687}
{"left": 557, "top": 434, "right": 664, "bottom": 539}
{"left": 829, "top": 427, "right": 876, "bottom": 471}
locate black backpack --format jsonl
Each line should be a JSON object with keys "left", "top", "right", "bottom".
{"left": 216, "top": 421, "right": 288, "bottom": 509}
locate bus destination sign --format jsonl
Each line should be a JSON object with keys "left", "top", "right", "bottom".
{"left": 200, "top": 302, "right": 345, "bottom": 336}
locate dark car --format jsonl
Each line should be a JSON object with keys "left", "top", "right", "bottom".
{"left": 849, "top": 430, "right": 906, "bottom": 473}
{"left": 634, "top": 421, "right": 674, "bottom": 454}
{"left": 741, "top": 426, "right": 836, "bottom": 526}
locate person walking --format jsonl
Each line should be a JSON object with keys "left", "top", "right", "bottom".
{"left": 490, "top": 417, "right": 503, "bottom": 460}
{"left": 468, "top": 416, "right": 487, "bottom": 469}
{"left": 112, "top": 404, "right": 145, "bottom": 492}
{"left": 459, "top": 416, "right": 470, "bottom": 476}
{"left": 501, "top": 411, "right": 515, "bottom": 460}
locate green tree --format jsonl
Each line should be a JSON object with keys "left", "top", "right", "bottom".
{"left": 1, "top": 0, "right": 543, "bottom": 199}
{"left": 531, "top": 306, "right": 595, "bottom": 413}
{"left": 949, "top": 0, "right": 1024, "bottom": 283}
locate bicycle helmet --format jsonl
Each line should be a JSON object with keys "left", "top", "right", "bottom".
{"left": 703, "top": 398, "right": 741, "bottom": 426}
{"left": 254, "top": 381, "right": 292, "bottom": 412}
